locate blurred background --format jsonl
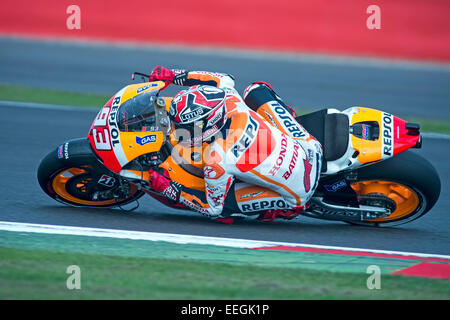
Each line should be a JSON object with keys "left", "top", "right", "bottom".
{"left": 1, "top": 0, "right": 450, "bottom": 60}
{"left": 0, "top": 0, "right": 449, "bottom": 120}
{"left": 0, "top": 1, "right": 450, "bottom": 298}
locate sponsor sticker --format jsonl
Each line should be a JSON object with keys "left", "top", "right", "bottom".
{"left": 269, "top": 101, "right": 306, "bottom": 138}
{"left": 180, "top": 197, "right": 210, "bottom": 215}
{"left": 324, "top": 179, "right": 347, "bottom": 192}
{"left": 282, "top": 143, "right": 300, "bottom": 180}
{"left": 135, "top": 134, "right": 157, "bottom": 146}
{"left": 98, "top": 174, "right": 116, "bottom": 187}
{"left": 63, "top": 142, "right": 69, "bottom": 159}
{"left": 381, "top": 112, "right": 394, "bottom": 158}
{"left": 268, "top": 134, "right": 288, "bottom": 176}
{"left": 361, "top": 124, "right": 370, "bottom": 140}
{"left": 232, "top": 116, "right": 259, "bottom": 158}
{"left": 204, "top": 163, "right": 225, "bottom": 180}
{"left": 206, "top": 106, "right": 224, "bottom": 128}
{"left": 137, "top": 83, "right": 158, "bottom": 94}
{"left": 109, "top": 95, "right": 122, "bottom": 148}
{"left": 57, "top": 145, "right": 64, "bottom": 159}
{"left": 240, "top": 191, "right": 265, "bottom": 199}
{"left": 239, "top": 198, "right": 288, "bottom": 212}
{"left": 180, "top": 105, "right": 207, "bottom": 122}
{"left": 57, "top": 142, "right": 70, "bottom": 159}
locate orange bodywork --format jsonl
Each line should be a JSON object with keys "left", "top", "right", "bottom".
{"left": 160, "top": 156, "right": 205, "bottom": 191}
{"left": 350, "top": 107, "right": 384, "bottom": 164}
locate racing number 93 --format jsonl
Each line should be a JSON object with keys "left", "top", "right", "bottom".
{"left": 92, "top": 106, "right": 112, "bottom": 150}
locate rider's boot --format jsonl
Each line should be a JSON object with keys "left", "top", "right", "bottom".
{"left": 257, "top": 207, "right": 303, "bottom": 222}
{"left": 215, "top": 217, "right": 235, "bottom": 224}
{"left": 257, "top": 202, "right": 310, "bottom": 222}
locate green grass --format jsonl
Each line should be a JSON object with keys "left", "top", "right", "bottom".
{"left": 406, "top": 118, "right": 450, "bottom": 135}
{"left": 0, "top": 246, "right": 448, "bottom": 300}
{"left": 0, "top": 84, "right": 109, "bottom": 108}
{"left": 0, "top": 84, "right": 449, "bottom": 134}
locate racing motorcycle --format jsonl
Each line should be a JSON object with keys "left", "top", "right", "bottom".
{"left": 37, "top": 74, "right": 441, "bottom": 226}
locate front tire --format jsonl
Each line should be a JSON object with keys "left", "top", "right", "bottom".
{"left": 348, "top": 151, "right": 441, "bottom": 226}
{"left": 37, "top": 139, "right": 144, "bottom": 208}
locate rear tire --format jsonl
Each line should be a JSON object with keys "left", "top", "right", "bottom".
{"left": 348, "top": 151, "right": 440, "bottom": 226}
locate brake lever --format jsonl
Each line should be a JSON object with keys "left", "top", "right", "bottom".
{"left": 131, "top": 72, "right": 150, "bottom": 82}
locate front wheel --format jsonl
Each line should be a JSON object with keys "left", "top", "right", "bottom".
{"left": 348, "top": 151, "right": 441, "bottom": 226}
{"left": 37, "top": 139, "right": 144, "bottom": 208}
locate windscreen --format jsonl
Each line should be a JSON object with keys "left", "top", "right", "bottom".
{"left": 117, "top": 91, "right": 157, "bottom": 132}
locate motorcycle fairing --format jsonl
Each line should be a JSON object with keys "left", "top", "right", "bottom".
{"left": 323, "top": 107, "right": 421, "bottom": 174}
{"left": 88, "top": 81, "right": 167, "bottom": 173}
{"left": 349, "top": 107, "right": 420, "bottom": 160}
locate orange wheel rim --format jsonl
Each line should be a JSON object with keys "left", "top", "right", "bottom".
{"left": 350, "top": 180, "right": 420, "bottom": 221}
{"left": 52, "top": 168, "right": 136, "bottom": 206}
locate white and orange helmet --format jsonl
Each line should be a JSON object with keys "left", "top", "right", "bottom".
{"left": 169, "top": 85, "right": 228, "bottom": 146}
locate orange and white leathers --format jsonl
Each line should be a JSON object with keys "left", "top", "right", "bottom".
{"left": 173, "top": 71, "right": 323, "bottom": 217}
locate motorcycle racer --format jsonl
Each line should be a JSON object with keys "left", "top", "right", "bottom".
{"left": 147, "top": 66, "right": 323, "bottom": 222}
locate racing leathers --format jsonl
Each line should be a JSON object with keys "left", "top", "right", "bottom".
{"left": 149, "top": 67, "right": 323, "bottom": 220}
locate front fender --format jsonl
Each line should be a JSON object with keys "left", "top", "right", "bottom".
{"left": 56, "top": 138, "right": 104, "bottom": 168}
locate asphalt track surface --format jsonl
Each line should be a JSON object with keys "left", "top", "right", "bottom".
{"left": 0, "top": 37, "right": 449, "bottom": 255}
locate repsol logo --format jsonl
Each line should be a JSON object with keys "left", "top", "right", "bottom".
{"left": 232, "top": 116, "right": 258, "bottom": 158}
{"left": 109, "top": 96, "right": 121, "bottom": 147}
{"left": 57, "top": 142, "right": 69, "bottom": 159}
{"left": 382, "top": 112, "right": 393, "bottom": 157}
{"left": 270, "top": 102, "right": 305, "bottom": 138}
{"left": 63, "top": 142, "right": 69, "bottom": 159}
{"left": 241, "top": 199, "right": 287, "bottom": 212}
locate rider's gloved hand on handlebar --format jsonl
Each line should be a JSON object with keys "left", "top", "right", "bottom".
{"left": 149, "top": 66, "right": 176, "bottom": 83}
{"left": 149, "top": 66, "right": 187, "bottom": 89}
{"left": 148, "top": 168, "right": 181, "bottom": 203}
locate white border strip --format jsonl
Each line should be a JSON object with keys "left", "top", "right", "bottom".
{"left": 1, "top": 221, "right": 449, "bottom": 260}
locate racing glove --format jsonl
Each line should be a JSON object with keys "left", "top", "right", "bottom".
{"left": 149, "top": 66, "right": 175, "bottom": 82}
{"left": 148, "top": 168, "right": 182, "bottom": 203}
{"left": 149, "top": 66, "right": 187, "bottom": 88}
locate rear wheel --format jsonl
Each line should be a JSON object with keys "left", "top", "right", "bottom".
{"left": 348, "top": 151, "right": 440, "bottom": 226}
{"left": 38, "top": 141, "right": 144, "bottom": 208}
